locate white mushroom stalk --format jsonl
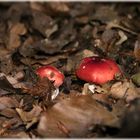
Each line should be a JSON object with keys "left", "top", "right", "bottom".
{"left": 51, "top": 87, "right": 59, "bottom": 100}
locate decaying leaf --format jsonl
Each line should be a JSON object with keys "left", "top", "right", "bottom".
{"left": 0, "top": 96, "right": 23, "bottom": 133}
{"left": 117, "top": 98, "right": 140, "bottom": 137}
{"left": 106, "top": 20, "right": 138, "bottom": 35}
{"left": 37, "top": 95, "right": 119, "bottom": 138}
{"left": 0, "top": 97, "right": 19, "bottom": 110}
{"left": 0, "top": 119, "right": 19, "bottom": 137}
{"left": 7, "top": 22, "right": 27, "bottom": 50}
{"left": 45, "top": 2, "right": 70, "bottom": 15}
{"left": 22, "top": 77, "right": 55, "bottom": 101}
{"left": 134, "top": 38, "right": 140, "bottom": 61}
{"left": 19, "top": 37, "right": 38, "bottom": 58}
{"left": 110, "top": 80, "right": 140, "bottom": 102}
{"left": 16, "top": 105, "right": 42, "bottom": 129}
{"left": 0, "top": 72, "right": 24, "bottom": 88}
{"left": 94, "top": 5, "right": 118, "bottom": 22}
{"left": 3, "top": 131, "right": 30, "bottom": 138}
{"left": 115, "top": 30, "right": 127, "bottom": 45}
{"left": 0, "top": 76, "right": 21, "bottom": 94}
{"left": 0, "top": 108, "right": 18, "bottom": 118}
{"left": 31, "top": 10, "right": 54, "bottom": 37}
{"left": 0, "top": 55, "right": 14, "bottom": 74}
{"left": 0, "top": 2, "right": 139, "bottom": 138}
{"left": 111, "top": 99, "right": 127, "bottom": 118}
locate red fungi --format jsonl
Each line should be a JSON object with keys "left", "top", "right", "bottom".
{"left": 36, "top": 65, "right": 64, "bottom": 87}
{"left": 76, "top": 56, "right": 122, "bottom": 84}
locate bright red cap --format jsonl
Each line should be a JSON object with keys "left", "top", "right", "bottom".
{"left": 36, "top": 65, "right": 64, "bottom": 87}
{"left": 76, "top": 56, "right": 122, "bottom": 84}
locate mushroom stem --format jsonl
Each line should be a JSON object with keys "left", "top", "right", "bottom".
{"left": 51, "top": 88, "right": 59, "bottom": 100}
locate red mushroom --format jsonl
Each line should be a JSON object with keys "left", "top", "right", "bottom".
{"left": 36, "top": 65, "right": 64, "bottom": 87}
{"left": 76, "top": 56, "right": 122, "bottom": 84}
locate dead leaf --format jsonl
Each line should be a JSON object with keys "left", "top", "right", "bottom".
{"left": 106, "top": 20, "right": 138, "bottom": 35}
{"left": 134, "top": 38, "right": 140, "bottom": 61}
{"left": 22, "top": 77, "right": 55, "bottom": 101}
{"left": 37, "top": 95, "right": 119, "bottom": 138}
{"left": 31, "top": 10, "right": 54, "bottom": 37}
{"left": 115, "top": 30, "right": 127, "bottom": 45}
{"left": 94, "top": 5, "right": 118, "bottom": 22}
{"left": 0, "top": 55, "right": 14, "bottom": 74}
{"left": 7, "top": 22, "right": 27, "bottom": 50}
{"left": 16, "top": 105, "right": 42, "bottom": 129}
{"left": 0, "top": 97, "right": 19, "bottom": 110}
{"left": 44, "top": 2, "right": 70, "bottom": 16}
{"left": 30, "top": 2, "right": 45, "bottom": 13}
{"left": 3, "top": 131, "right": 30, "bottom": 138}
{"left": 48, "top": 2, "right": 69, "bottom": 13}
{"left": 0, "top": 2, "right": 139, "bottom": 138}
{"left": 20, "top": 52, "right": 67, "bottom": 66}
{"left": 0, "top": 76, "right": 21, "bottom": 94}
{"left": 112, "top": 99, "right": 127, "bottom": 118}
{"left": 110, "top": 80, "right": 140, "bottom": 102}
{"left": 6, "top": 3, "right": 31, "bottom": 22}
{"left": 117, "top": 98, "right": 140, "bottom": 137}
{"left": 0, "top": 108, "right": 17, "bottom": 118}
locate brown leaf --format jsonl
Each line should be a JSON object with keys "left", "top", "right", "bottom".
{"left": 16, "top": 105, "right": 42, "bottom": 129}
{"left": 31, "top": 10, "right": 54, "bottom": 37}
{"left": 0, "top": 97, "right": 19, "bottom": 110}
{"left": 110, "top": 80, "right": 140, "bottom": 102}
{"left": 19, "top": 38, "right": 38, "bottom": 58}
{"left": 30, "top": 2, "right": 45, "bottom": 13}
{"left": 0, "top": 76, "right": 21, "bottom": 95}
{"left": 22, "top": 78, "right": 55, "bottom": 101}
{"left": 3, "top": 131, "right": 30, "bottom": 138}
{"left": 92, "top": 93, "right": 113, "bottom": 106}
{"left": 7, "top": 22, "right": 27, "bottom": 50}
{"left": 0, "top": 108, "right": 17, "bottom": 118}
{"left": 2, "top": 71, "right": 24, "bottom": 89}
{"left": 134, "top": 38, "right": 140, "bottom": 61}
{"left": 0, "top": 55, "right": 14, "bottom": 74}
{"left": 94, "top": 5, "right": 118, "bottom": 22}
{"left": 117, "top": 99, "right": 140, "bottom": 137}
{"left": 112, "top": 99, "right": 127, "bottom": 118}
{"left": 37, "top": 95, "right": 119, "bottom": 138}
{"left": 6, "top": 3, "right": 31, "bottom": 22}
{"left": 44, "top": 2, "right": 70, "bottom": 17}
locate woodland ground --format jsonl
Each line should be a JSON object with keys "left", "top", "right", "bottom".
{"left": 0, "top": 2, "right": 139, "bottom": 138}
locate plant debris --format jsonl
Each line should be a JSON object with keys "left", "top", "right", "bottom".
{"left": 0, "top": 2, "right": 140, "bottom": 138}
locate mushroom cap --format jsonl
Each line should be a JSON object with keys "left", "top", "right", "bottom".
{"left": 36, "top": 65, "right": 64, "bottom": 87}
{"left": 76, "top": 56, "right": 122, "bottom": 84}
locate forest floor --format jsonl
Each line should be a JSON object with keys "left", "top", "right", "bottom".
{"left": 0, "top": 2, "right": 140, "bottom": 138}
